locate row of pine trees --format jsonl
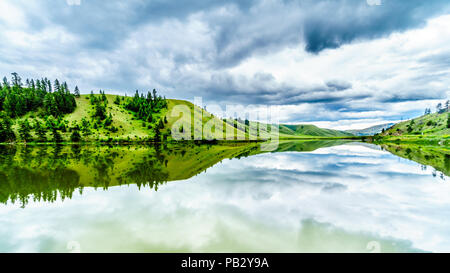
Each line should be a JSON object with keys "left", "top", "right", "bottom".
{"left": 0, "top": 73, "right": 77, "bottom": 118}
{"left": 0, "top": 73, "right": 169, "bottom": 143}
{"left": 0, "top": 73, "right": 78, "bottom": 142}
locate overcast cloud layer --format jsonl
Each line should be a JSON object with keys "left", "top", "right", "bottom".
{"left": 0, "top": 0, "right": 449, "bottom": 129}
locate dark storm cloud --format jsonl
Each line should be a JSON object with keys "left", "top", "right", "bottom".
{"left": 379, "top": 93, "right": 444, "bottom": 103}
{"left": 16, "top": 0, "right": 450, "bottom": 62}
{"left": 326, "top": 80, "right": 352, "bottom": 91}
{"left": 302, "top": 0, "right": 450, "bottom": 53}
{"left": 1, "top": 0, "right": 449, "bottom": 127}
{"left": 13, "top": 0, "right": 251, "bottom": 54}
{"left": 198, "top": 72, "right": 370, "bottom": 105}
{"left": 206, "top": 0, "right": 450, "bottom": 66}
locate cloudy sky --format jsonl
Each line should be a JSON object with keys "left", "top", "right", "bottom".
{"left": 0, "top": 0, "right": 449, "bottom": 129}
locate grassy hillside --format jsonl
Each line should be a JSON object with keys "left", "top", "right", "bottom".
{"left": 8, "top": 94, "right": 359, "bottom": 143}
{"left": 377, "top": 112, "right": 450, "bottom": 145}
{"left": 279, "top": 124, "right": 354, "bottom": 137}
{"left": 381, "top": 112, "right": 450, "bottom": 137}
{"left": 68, "top": 94, "right": 158, "bottom": 140}
{"left": 11, "top": 94, "right": 159, "bottom": 142}
{"left": 162, "top": 99, "right": 252, "bottom": 140}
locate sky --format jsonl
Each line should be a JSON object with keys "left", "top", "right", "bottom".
{"left": 0, "top": 0, "right": 449, "bottom": 130}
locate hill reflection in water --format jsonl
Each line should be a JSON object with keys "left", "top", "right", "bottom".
{"left": 0, "top": 140, "right": 447, "bottom": 207}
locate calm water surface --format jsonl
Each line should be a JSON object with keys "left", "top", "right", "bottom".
{"left": 0, "top": 141, "right": 449, "bottom": 253}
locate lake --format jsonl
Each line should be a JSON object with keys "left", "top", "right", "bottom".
{"left": 0, "top": 141, "right": 449, "bottom": 253}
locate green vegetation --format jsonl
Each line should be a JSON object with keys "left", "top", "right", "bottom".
{"left": 380, "top": 143, "right": 450, "bottom": 176}
{"left": 376, "top": 101, "right": 449, "bottom": 145}
{"left": 0, "top": 140, "right": 355, "bottom": 206}
{"left": 1, "top": 73, "right": 76, "bottom": 118}
{"left": 394, "top": 112, "right": 449, "bottom": 135}
{"left": 279, "top": 124, "right": 353, "bottom": 137}
{"left": 0, "top": 73, "right": 173, "bottom": 143}
{"left": 0, "top": 73, "right": 360, "bottom": 143}
{"left": 1, "top": 139, "right": 447, "bottom": 207}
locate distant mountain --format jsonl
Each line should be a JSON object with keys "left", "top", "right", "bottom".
{"left": 347, "top": 123, "right": 395, "bottom": 136}
{"left": 280, "top": 124, "right": 355, "bottom": 137}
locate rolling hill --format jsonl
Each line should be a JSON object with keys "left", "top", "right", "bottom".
{"left": 381, "top": 112, "right": 450, "bottom": 137}
{"left": 376, "top": 111, "right": 450, "bottom": 146}
{"left": 279, "top": 124, "right": 354, "bottom": 137}
{"left": 10, "top": 94, "right": 357, "bottom": 142}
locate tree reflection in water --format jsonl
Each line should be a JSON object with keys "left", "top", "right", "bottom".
{"left": 0, "top": 141, "right": 447, "bottom": 207}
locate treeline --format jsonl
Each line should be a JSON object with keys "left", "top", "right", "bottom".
{"left": 0, "top": 144, "right": 170, "bottom": 206}
{"left": 126, "top": 89, "right": 168, "bottom": 122}
{"left": 424, "top": 100, "right": 450, "bottom": 129}
{"left": 125, "top": 89, "right": 169, "bottom": 140}
{"left": 0, "top": 73, "right": 76, "bottom": 118}
{"left": 424, "top": 100, "right": 450, "bottom": 115}
{"left": 0, "top": 73, "right": 78, "bottom": 142}
{"left": 0, "top": 73, "right": 170, "bottom": 143}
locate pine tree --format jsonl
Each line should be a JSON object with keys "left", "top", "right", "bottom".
{"left": 18, "top": 119, "right": 32, "bottom": 142}
{"left": 11, "top": 72, "right": 22, "bottom": 87}
{"left": 46, "top": 116, "right": 63, "bottom": 143}
{"left": 70, "top": 124, "right": 82, "bottom": 142}
{"left": 93, "top": 102, "right": 107, "bottom": 120}
{"left": 74, "top": 86, "right": 80, "bottom": 98}
{"left": 62, "top": 82, "right": 69, "bottom": 93}
{"left": 154, "top": 126, "right": 161, "bottom": 142}
{"left": 104, "top": 113, "right": 113, "bottom": 127}
{"left": 80, "top": 117, "right": 91, "bottom": 136}
{"left": 101, "top": 90, "right": 107, "bottom": 103}
{"left": 0, "top": 112, "right": 16, "bottom": 142}
{"left": 447, "top": 113, "right": 450, "bottom": 129}
{"left": 47, "top": 79, "right": 52, "bottom": 92}
{"left": 437, "top": 103, "right": 443, "bottom": 113}
{"left": 34, "top": 119, "right": 47, "bottom": 142}
{"left": 54, "top": 79, "right": 60, "bottom": 92}
{"left": 114, "top": 95, "right": 121, "bottom": 105}
{"left": 2, "top": 77, "right": 9, "bottom": 89}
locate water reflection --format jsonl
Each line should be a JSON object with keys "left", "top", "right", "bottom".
{"left": 0, "top": 141, "right": 449, "bottom": 252}
{"left": 380, "top": 143, "right": 449, "bottom": 177}
{"left": 0, "top": 141, "right": 353, "bottom": 206}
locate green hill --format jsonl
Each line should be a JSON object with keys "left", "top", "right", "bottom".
{"left": 7, "top": 94, "right": 356, "bottom": 143}
{"left": 377, "top": 111, "right": 450, "bottom": 145}
{"left": 279, "top": 124, "right": 354, "bottom": 137}
{"left": 381, "top": 112, "right": 450, "bottom": 137}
